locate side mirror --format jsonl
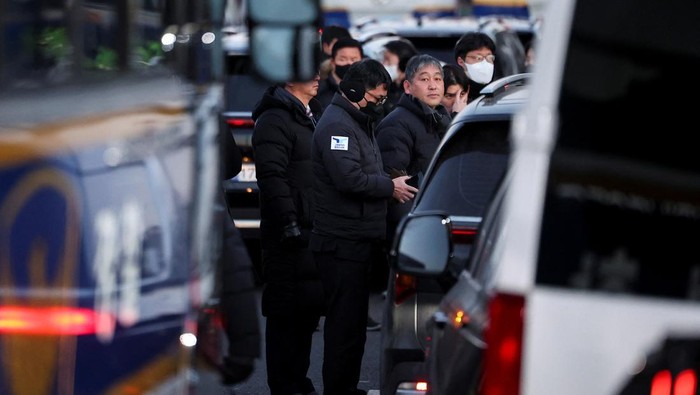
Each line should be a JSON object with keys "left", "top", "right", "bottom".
{"left": 246, "top": 0, "right": 321, "bottom": 82}
{"left": 392, "top": 214, "right": 453, "bottom": 276}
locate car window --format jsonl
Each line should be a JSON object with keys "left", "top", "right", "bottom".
{"left": 414, "top": 120, "right": 510, "bottom": 218}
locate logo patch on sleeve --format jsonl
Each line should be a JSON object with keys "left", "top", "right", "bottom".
{"left": 330, "top": 136, "right": 349, "bottom": 151}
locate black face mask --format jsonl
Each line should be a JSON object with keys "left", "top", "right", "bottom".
{"left": 361, "top": 101, "right": 385, "bottom": 121}
{"left": 334, "top": 64, "right": 351, "bottom": 79}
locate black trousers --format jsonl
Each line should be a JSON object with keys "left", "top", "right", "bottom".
{"left": 314, "top": 249, "right": 372, "bottom": 395}
{"left": 265, "top": 312, "right": 319, "bottom": 395}
{"left": 262, "top": 245, "right": 322, "bottom": 395}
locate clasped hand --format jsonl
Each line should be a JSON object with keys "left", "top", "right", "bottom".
{"left": 392, "top": 175, "right": 419, "bottom": 204}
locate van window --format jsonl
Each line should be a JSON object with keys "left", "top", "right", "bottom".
{"left": 534, "top": 0, "right": 700, "bottom": 301}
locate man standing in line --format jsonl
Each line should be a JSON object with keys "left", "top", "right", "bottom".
{"left": 454, "top": 32, "right": 497, "bottom": 102}
{"left": 310, "top": 59, "right": 418, "bottom": 395}
{"left": 316, "top": 37, "right": 364, "bottom": 109}
{"left": 319, "top": 25, "right": 353, "bottom": 80}
{"left": 252, "top": 72, "right": 325, "bottom": 395}
{"left": 376, "top": 54, "right": 452, "bottom": 246}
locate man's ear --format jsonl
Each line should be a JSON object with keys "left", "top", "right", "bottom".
{"left": 403, "top": 79, "right": 411, "bottom": 94}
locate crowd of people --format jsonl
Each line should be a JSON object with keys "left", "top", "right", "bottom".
{"left": 221, "top": 22, "right": 531, "bottom": 395}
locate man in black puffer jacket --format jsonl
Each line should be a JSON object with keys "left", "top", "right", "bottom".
{"left": 252, "top": 74, "right": 325, "bottom": 395}
{"left": 376, "top": 54, "right": 452, "bottom": 248}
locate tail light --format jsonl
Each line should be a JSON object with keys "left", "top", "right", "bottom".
{"left": 0, "top": 306, "right": 99, "bottom": 335}
{"left": 393, "top": 273, "right": 417, "bottom": 305}
{"left": 482, "top": 292, "right": 525, "bottom": 395}
{"left": 651, "top": 369, "right": 697, "bottom": 395}
{"left": 451, "top": 226, "right": 477, "bottom": 244}
{"left": 226, "top": 117, "right": 254, "bottom": 128}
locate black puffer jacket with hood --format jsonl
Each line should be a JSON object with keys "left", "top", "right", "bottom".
{"left": 251, "top": 85, "right": 324, "bottom": 316}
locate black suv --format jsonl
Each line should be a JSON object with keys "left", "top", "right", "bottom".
{"left": 380, "top": 73, "right": 530, "bottom": 395}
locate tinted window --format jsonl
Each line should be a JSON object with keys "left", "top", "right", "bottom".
{"left": 414, "top": 120, "right": 510, "bottom": 217}
{"left": 535, "top": 0, "right": 700, "bottom": 301}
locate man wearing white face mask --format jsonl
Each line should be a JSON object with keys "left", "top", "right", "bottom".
{"left": 454, "top": 32, "right": 497, "bottom": 103}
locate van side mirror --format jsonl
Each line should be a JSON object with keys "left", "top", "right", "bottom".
{"left": 246, "top": 0, "right": 321, "bottom": 82}
{"left": 393, "top": 214, "right": 453, "bottom": 276}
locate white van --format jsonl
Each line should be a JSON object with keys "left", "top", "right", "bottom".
{"left": 394, "top": 0, "right": 700, "bottom": 393}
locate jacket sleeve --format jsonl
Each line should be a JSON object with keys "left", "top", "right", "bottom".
{"left": 252, "top": 111, "right": 297, "bottom": 223}
{"left": 319, "top": 122, "right": 394, "bottom": 199}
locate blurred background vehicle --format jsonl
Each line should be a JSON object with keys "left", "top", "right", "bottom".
{"left": 220, "top": 27, "right": 269, "bottom": 281}
{"left": 380, "top": 73, "right": 529, "bottom": 395}
{"left": 397, "top": 0, "right": 700, "bottom": 394}
{"left": 0, "top": 0, "right": 226, "bottom": 393}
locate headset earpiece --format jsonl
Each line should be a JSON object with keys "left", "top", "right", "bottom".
{"left": 339, "top": 80, "right": 366, "bottom": 103}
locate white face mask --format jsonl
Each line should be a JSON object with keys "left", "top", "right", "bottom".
{"left": 464, "top": 60, "right": 494, "bottom": 84}
{"left": 384, "top": 64, "right": 399, "bottom": 82}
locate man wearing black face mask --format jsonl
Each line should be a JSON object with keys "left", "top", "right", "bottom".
{"left": 316, "top": 38, "right": 364, "bottom": 110}
{"left": 310, "top": 59, "right": 419, "bottom": 395}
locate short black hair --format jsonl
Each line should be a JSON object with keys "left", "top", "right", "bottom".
{"left": 383, "top": 39, "right": 419, "bottom": 72}
{"left": 442, "top": 64, "right": 469, "bottom": 91}
{"left": 321, "top": 25, "right": 352, "bottom": 45}
{"left": 331, "top": 38, "right": 365, "bottom": 59}
{"left": 344, "top": 58, "right": 392, "bottom": 91}
{"left": 454, "top": 32, "right": 496, "bottom": 63}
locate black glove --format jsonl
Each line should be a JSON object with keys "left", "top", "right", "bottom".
{"left": 281, "top": 221, "right": 305, "bottom": 247}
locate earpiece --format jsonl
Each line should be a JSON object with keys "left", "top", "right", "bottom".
{"left": 339, "top": 80, "right": 366, "bottom": 103}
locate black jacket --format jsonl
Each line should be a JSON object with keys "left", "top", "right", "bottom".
{"left": 252, "top": 85, "right": 323, "bottom": 245}
{"left": 251, "top": 86, "right": 325, "bottom": 316}
{"left": 376, "top": 93, "right": 451, "bottom": 242}
{"left": 310, "top": 93, "right": 395, "bottom": 246}
{"left": 376, "top": 93, "right": 451, "bottom": 182}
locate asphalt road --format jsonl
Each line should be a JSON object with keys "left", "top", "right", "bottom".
{"left": 196, "top": 288, "right": 385, "bottom": 395}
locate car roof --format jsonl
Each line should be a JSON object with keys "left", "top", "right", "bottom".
{"left": 450, "top": 73, "right": 531, "bottom": 125}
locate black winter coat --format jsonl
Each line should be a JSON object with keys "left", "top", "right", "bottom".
{"left": 376, "top": 93, "right": 451, "bottom": 183}
{"left": 310, "top": 93, "right": 395, "bottom": 245}
{"left": 376, "top": 93, "right": 451, "bottom": 241}
{"left": 251, "top": 86, "right": 324, "bottom": 316}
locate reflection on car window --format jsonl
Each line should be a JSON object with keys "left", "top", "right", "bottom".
{"left": 415, "top": 121, "right": 510, "bottom": 218}
{"left": 1, "top": 1, "right": 164, "bottom": 90}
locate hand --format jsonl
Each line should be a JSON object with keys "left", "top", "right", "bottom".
{"left": 392, "top": 175, "right": 419, "bottom": 204}
{"left": 281, "top": 221, "right": 306, "bottom": 248}
{"left": 452, "top": 89, "right": 469, "bottom": 114}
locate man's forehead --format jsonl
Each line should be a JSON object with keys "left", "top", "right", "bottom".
{"left": 416, "top": 66, "right": 443, "bottom": 76}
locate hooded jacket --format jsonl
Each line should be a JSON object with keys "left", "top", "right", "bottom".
{"left": 251, "top": 85, "right": 324, "bottom": 316}
{"left": 252, "top": 85, "right": 323, "bottom": 244}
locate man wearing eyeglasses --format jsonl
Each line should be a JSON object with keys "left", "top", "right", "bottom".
{"left": 376, "top": 54, "right": 452, "bottom": 248}
{"left": 454, "top": 31, "right": 497, "bottom": 102}
{"left": 310, "top": 58, "right": 418, "bottom": 395}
